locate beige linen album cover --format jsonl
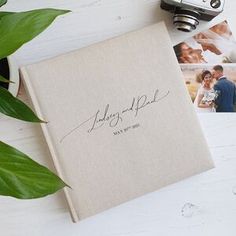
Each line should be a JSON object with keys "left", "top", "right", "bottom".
{"left": 20, "top": 22, "right": 214, "bottom": 222}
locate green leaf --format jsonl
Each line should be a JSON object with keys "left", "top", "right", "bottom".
{"left": 0, "top": 11, "right": 14, "bottom": 19}
{"left": 0, "top": 0, "right": 7, "bottom": 7}
{"left": 0, "top": 8, "right": 70, "bottom": 59}
{"left": 0, "top": 74, "right": 14, "bottom": 83}
{"left": 0, "top": 141, "right": 66, "bottom": 199}
{"left": 0, "top": 87, "right": 45, "bottom": 122}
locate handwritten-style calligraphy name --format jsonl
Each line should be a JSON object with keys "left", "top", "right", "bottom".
{"left": 60, "top": 89, "right": 170, "bottom": 143}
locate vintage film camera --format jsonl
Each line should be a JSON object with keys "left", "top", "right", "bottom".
{"left": 160, "top": 0, "right": 225, "bottom": 32}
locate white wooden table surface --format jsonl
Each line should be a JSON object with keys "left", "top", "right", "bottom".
{"left": 1, "top": 0, "right": 236, "bottom": 235}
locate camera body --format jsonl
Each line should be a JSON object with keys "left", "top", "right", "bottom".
{"left": 161, "top": 0, "right": 225, "bottom": 32}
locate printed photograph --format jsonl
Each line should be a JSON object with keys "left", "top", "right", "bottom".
{"left": 181, "top": 64, "right": 236, "bottom": 113}
{"left": 174, "top": 21, "right": 236, "bottom": 64}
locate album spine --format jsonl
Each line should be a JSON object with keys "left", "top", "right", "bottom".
{"left": 19, "top": 67, "right": 80, "bottom": 222}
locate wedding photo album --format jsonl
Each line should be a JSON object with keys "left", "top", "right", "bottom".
{"left": 174, "top": 21, "right": 236, "bottom": 113}
{"left": 20, "top": 22, "right": 214, "bottom": 221}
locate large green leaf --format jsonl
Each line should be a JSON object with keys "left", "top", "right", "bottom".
{"left": 0, "top": 141, "right": 66, "bottom": 199}
{"left": 0, "top": 8, "right": 70, "bottom": 59}
{"left": 0, "top": 11, "right": 14, "bottom": 19}
{"left": 0, "top": 87, "right": 45, "bottom": 122}
{"left": 0, "top": 0, "right": 7, "bottom": 7}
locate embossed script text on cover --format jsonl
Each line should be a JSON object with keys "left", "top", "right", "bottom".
{"left": 20, "top": 22, "right": 214, "bottom": 222}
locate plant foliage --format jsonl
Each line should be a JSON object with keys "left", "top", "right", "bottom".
{"left": 0, "top": 5, "right": 70, "bottom": 199}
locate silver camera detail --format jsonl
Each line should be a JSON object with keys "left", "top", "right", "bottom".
{"left": 160, "top": 0, "right": 225, "bottom": 32}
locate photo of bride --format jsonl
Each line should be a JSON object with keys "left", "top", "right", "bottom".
{"left": 193, "top": 70, "right": 217, "bottom": 113}
{"left": 182, "top": 64, "right": 236, "bottom": 113}
{"left": 174, "top": 21, "right": 236, "bottom": 64}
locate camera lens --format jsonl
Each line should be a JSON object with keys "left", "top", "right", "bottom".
{"left": 210, "top": 0, "right": 221, "bottom": 9}
{"left": 173, "top": 9, "right": 200, "bottom": 32}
